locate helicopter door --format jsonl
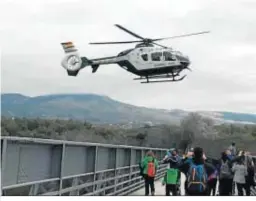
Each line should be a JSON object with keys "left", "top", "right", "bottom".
{"left": 151, "top": 52, "right": 164, "bottom": 68}
{"left": 151, "top": 52, "right": 162, "bottom": 62}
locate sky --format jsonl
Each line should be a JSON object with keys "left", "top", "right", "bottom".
{"left": 0, "top": 0, "right": 256, "bottom": 113}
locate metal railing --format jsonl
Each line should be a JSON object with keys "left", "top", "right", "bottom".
{"left": 1, "top": 137, "right": 167, "bottom": 196}
{"left": 1, "top": 136, "right": 255, "bottom": 196}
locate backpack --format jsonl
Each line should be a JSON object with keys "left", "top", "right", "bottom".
{"left": 147, "top": 158, "right": 156, "bottom": 177}
{"left": 166, "top": 168, "right": 179, "bottom": 184}
{"left": 139, "top": 162, "right": 144, "bottom": 177}
{"left": 208, "top": 169, "right": 218, "bottom": 181}
{"left": 187, "top": 163, "right": 208, "bottom": 193}
{"left": 219, "top": 160, "right": 232, "bottom": 179}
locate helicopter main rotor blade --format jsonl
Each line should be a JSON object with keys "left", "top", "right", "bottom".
{"left": 89, "top": 40, "right": 143, "bottom": 45}
{"left": 152, "top": 42, "right": 168, "bottom": 48}
{"left": 114, "top": 24, "right": 145, "bottom": 40}
{"left": 153, "top": 31, "right": 210, "bottom": 41}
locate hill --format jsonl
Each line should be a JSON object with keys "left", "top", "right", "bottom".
{"left": 1, "top": 93, "right": 256, "bottom": 125}
{"left": 1, "top": 93, "right": 181, "bottom": 125}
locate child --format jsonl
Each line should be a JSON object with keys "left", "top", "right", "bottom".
{"left": 162, "top": 168, "right": 180, "bottom": 196}
{"left": 141, "top": 151, "right": 159, "bottom": 196}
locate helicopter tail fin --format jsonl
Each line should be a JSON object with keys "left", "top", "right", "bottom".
{"left": 60, "top": 41, "right": 90, "bottom": 76}
{"left": 61, "top": 41, "right": 78, "bottom": 54}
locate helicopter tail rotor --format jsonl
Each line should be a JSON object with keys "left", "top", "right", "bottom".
{"left": 61, "top": 42, "right": 91, "bottom": 76}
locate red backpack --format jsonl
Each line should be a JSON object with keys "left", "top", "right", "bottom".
{"left": 147, "top": 158, "right": 156, "bottom": 177}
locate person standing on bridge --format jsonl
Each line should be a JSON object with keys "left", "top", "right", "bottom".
{"left": 232, "top": 156, "right": 248, "bottom": 196}
{"left": 178, "top": 147, "right": 215, "bottom": 196}
{"left": 218, "top": 150, "right": 238, "bottom": 196}
{"left": 242, "top": 151, "right": 255, "bottom": 196}
{"left": 141, "top": 151, "right": 159, "bottom": 196}
{"left": 162, "top": 148, "right": 182, "bottom": 196}
{"left": 228, "top": 142, "right": 237, "bottom": 157}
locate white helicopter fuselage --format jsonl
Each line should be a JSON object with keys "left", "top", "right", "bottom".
{"left": 61, "top": 43, "right": 191, "bottom": 79}
{"left": 89, "top": 46, "right": 190, "bottom": 76}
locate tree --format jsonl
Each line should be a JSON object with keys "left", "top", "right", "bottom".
{"left": 252, "top": 129, "right": 256, "bottom": 138}
{"left": 4, "top": 119, "right": 19, "bottom": 135}
{"left": 180, "top": 112, "right": 202, "bottom": 144}
{"left": 27, "top": 119, "right": 39, "bottom": 131}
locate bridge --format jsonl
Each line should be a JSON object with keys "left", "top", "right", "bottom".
{"left": 1, "top": 137, "right": 255, "bottom": 196}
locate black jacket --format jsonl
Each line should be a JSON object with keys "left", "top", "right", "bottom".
{"left": 178, "top": 157, "right": 215, "bottom": 177}
{"left": 163, "top": 155, "right": 182, "bottom": 169}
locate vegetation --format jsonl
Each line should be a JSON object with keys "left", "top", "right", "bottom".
{"left": 1, "top": 114, "right": 256, "bottom": 158}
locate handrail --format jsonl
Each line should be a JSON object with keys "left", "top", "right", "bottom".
{"left": 0, "top": 136, "right": 167, "bottom": 151}
{"left": 2, "top": 177, "right": 60, "bottom": 190}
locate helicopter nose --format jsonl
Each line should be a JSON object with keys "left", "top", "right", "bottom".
{"left": 181, "top": 55, "right": 190, "bottom": 63}
{"left": 184, "top": 58, "right": 190, "bottom": 66}
{"left": 177, "top": 55, "right": 190, "bottom": 64}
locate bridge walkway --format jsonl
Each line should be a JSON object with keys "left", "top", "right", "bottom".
{"left": 131, "top": 173, "right": 186, "bottom": 196}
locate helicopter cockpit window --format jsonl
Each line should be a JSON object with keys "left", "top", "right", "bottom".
{"left": 163, "top": 51, "right": 175, "bottom": 61}
{"left": 141, "top": 54, "right": 148, "bottom": 61}
{"left": 151, "top": 52, "right": 162, "bottom": 61}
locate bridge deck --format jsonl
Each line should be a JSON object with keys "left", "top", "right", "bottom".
{"left": 131, "top": 173, "right": 186, "bottom": 196}
{"left": 130, "top": 174, "right": 245, "bottom": 196}
{"left": 131, "top": 178, "right": 256, "bottom": 196}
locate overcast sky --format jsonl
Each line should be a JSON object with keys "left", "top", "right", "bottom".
{"left": 1, "top": 0, "right": 256, "bottom": 113}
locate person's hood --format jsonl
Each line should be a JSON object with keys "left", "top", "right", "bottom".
{"left": 221, "top": 153, "right": 229, "bottom": 162}
{"left": 169, "top": 155, "right": 179, "bottom": 162}
{"left": 145, "top": 156, "right": 154, "bottom": 162}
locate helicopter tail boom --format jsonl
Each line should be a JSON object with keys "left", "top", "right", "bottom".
{"left": 60, "top": 42, "right": 121, "bottom": 75}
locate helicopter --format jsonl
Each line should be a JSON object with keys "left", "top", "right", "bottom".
{"left": 60, "top": 24, "right": 210, "bottom": 83}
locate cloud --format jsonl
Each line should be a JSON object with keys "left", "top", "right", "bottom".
{"left": 1, "top": 0, "right": 256, "bottom": 113}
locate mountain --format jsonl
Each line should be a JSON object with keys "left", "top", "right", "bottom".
{"left": 197, "top": 111, "right": 256, "bottom": 125}
{"left": 1, "top": 93, "right": 256, "bottom": 124}
{"left": 1, "top": 93, "right": 181, "bottom": 124}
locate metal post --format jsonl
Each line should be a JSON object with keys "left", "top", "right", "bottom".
{"left": 1, "top": 139, "right": 7, "bottom": 195}
{"left": 29, "top": 183, "right": 39, "bottom": 195}
{"left": 140, "top": 150, "right": 144, "bottom": 182}
{"left": 70, "top": 177, "right": 79, "bottom": 196}
{"left": 129, "top": 149, "right": 132, "bottom": 183}
{"left": 114, "top": 148, "right": 118, "bottom": 194}
{"left": 93, "top": 146, "right": 98, "bottom": 194}
{"left": 59, "top": 143, "right": 65, "bottom": 196}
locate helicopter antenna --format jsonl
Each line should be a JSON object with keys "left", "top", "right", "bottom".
{"left": 89, "top": 24, "right": 210, "bottom": 47}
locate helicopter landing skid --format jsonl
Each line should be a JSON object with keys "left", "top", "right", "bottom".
{"left": 134, "top": 74, "right": 186, "bottom": 84}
